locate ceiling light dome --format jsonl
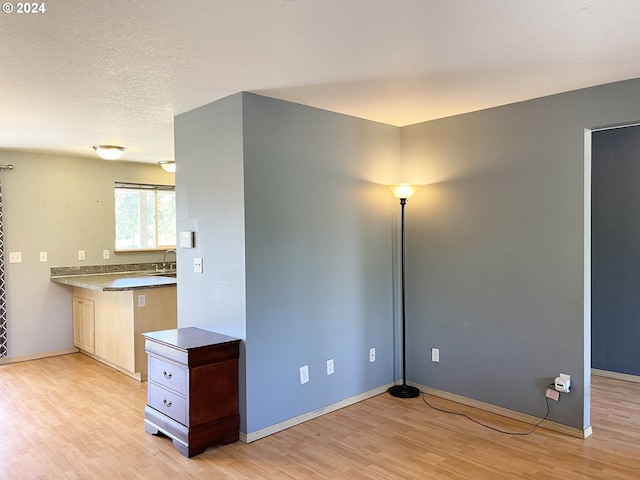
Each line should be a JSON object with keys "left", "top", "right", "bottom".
{"left": 158, "top": 160, "right": 176, "bottom": 172}
{"left": 93, "top": 145, "right": 125, "bottom": 160}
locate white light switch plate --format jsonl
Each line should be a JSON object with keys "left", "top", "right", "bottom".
{"left": 9, "top": 252, "right": 22, "bottom": 263}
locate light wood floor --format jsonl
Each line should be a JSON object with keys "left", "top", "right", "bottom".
{"left": 1, "top": 354, "right": 639, "bottom": 479}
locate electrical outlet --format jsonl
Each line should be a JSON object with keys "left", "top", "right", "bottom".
{"left": 431, "top": 348, "right": 440, "bottom": 363}
{"left": 78, "top": 250, "right": 85, "bottom": 261}
{"left": 326, "top": 359, "right": 334, "bottom": 375}
{"left": 138, "top": 294, "right": 146, "bottom": 307}
{"left": 369, "top": 348, "right": 376, "bottom": 363}
{"left": 9, "top": 252, "right": 22, "bottom": 263}
{"left": 39, "top": 251, "right": 48, "bottom": 262}
{"left": 194, "top": 257, "right": 203, "bottom": 273}
{"left": 103, "top": 249, "right": 110, "bottom": 260}
{"left": 555, "top": 373, "right": 571, "bottom": 393}
{"left": 299, "top": 365, "right": 309, "bottom": 384}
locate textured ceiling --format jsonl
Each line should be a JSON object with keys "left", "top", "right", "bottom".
{"left": 2, "top": 0, "right": 640, "bottom": 163}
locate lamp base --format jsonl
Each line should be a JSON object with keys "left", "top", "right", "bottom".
{"left": 389, "top": 384, "right": 420, "bottom": 398}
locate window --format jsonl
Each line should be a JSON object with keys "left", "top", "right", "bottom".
{"left": 114, "top": 182, "right": 176, "bottom": 251}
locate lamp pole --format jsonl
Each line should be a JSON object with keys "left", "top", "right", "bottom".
{"left": 389, "top": 190, "right": 420, "bottom": 399}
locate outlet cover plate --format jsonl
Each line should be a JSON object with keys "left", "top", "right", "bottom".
{"left": 194, "top": 257, "right": 203, "bottom": 273}
{"left": 299, "top": 365, "right": 309, "bottom": 384}
{"left": 431, "top": 348, "right": 440, "bottom": 362}
{"left": 326, "top": 359, "right": 334, "bottom": 375}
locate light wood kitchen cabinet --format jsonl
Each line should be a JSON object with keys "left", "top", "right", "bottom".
{"left": 72, "top": 286, "right": 176, "bottom": 380}
{"left": 72, "top": 296, "right": 95, "bottom": 354}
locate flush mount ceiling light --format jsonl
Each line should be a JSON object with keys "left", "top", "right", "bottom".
{"left": 93, "top": 145, "right": 126, "bottom": 160}
{"left": 158, "top": 160, "right": 176, "bottom": 173}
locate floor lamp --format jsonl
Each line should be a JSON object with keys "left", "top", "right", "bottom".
{"left": 388, "top": 184, "right": 420, "bottom": 398}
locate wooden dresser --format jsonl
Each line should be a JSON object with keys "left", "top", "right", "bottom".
{"left": 143, "top": 327, "right": 240, "bottom": 457}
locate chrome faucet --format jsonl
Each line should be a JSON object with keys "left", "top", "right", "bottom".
{"left": 162, "top": 249, "right": 177, "bottom": 270}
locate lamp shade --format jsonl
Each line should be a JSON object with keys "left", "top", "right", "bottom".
{"left": 93, "top": 145, "right": 125, "bottom": 160}
{"left": 158, "top": 160, "right": 176, "bottom": 173}
{"left": 387, "top": 184, "right": 420, "bottom": 200}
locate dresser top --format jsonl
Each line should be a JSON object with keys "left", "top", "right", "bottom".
{"left": 143, "top": 327, "right": 239, "bottom": 351}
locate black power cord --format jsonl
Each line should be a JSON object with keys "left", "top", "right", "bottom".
{"left": 420, "top": 383, "right": 554, "bottom": 436}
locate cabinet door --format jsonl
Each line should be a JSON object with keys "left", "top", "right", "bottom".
{"left": 73, "top": 296, "right": 95, "bottom": 354}
{"left": 72, "top": 297, "right": 83, "bottom": 348}
{"left": 81, "top": 300, "right": 95, "bottom": 353}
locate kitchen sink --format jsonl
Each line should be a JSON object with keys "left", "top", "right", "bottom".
{"left": 145, "top": 271, "right": 177, "bottom": 278}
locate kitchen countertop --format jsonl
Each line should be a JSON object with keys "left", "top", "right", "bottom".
{"left": 50, "top": 263, "right": 177, "bottom": 291}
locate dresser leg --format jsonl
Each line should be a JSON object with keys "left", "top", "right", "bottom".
{"left": 183, "top": 443, "right": 208, "bottom": 458}
{"left": 172, "top": 439, "right": 193, "bottom": 457}
{"left": 221, "top": 430, "right": 240, "bottom": 445}
{"left": 144, "top": 421, "right": 160, "bottom": 436}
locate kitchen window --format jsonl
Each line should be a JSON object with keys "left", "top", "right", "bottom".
{"left": 114, "top": 182, "right": 176, "bottom": 251}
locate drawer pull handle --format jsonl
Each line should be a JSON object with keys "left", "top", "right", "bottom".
{"left": 163, "top": 399, "right": 172, "bottom": 408}
{"left": 163, "top": 370, "right": 172, "bottom": 380}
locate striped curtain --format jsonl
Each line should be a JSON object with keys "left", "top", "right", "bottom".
{"left": 0, "top": 180, "right": 5, "bottom": 358}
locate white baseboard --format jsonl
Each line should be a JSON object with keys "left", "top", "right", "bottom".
{"left": 239, "top": 380, "right": 593, "bottom": 443}
{"left": 592, "top": 368, "right": 640, "bottom": 383}
{"left": 414, "top": 382, "right": 592, "bottom": 439}
{"left": 239, "top": 383, "right": 394, "bottom": 443}
{"left": 0, "top": 348, "right": 79, "bottom": 365}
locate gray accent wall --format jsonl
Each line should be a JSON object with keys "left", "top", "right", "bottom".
{"left": 12, "top": 77, "right": 640, "bottom": 438}
{"left": 242, "top": 94, "right": 400, "bottom": 433}
{"left": 0, "top": 150, "right": 175, "bottom": 360}
{"left": 174, "top": 93, "right": 247, "bottom": 340}
{"left": 175, "top": 93, "right": 400, "bottom": 434}
{"left": 401, "top": 78, "right": 640, "bottom": 430}
{"left": 174, "top": 93, "right": 249, "bottom": 426}
{"left": 592, "top": 125, "right": 640, "bottom": 376}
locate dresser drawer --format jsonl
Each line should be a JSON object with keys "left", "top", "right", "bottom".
{"left": 149, "top": 356, "right": 187, "bottom": 395}
{"left": 148, "top": 383, "right": 187, "bottom": 425}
